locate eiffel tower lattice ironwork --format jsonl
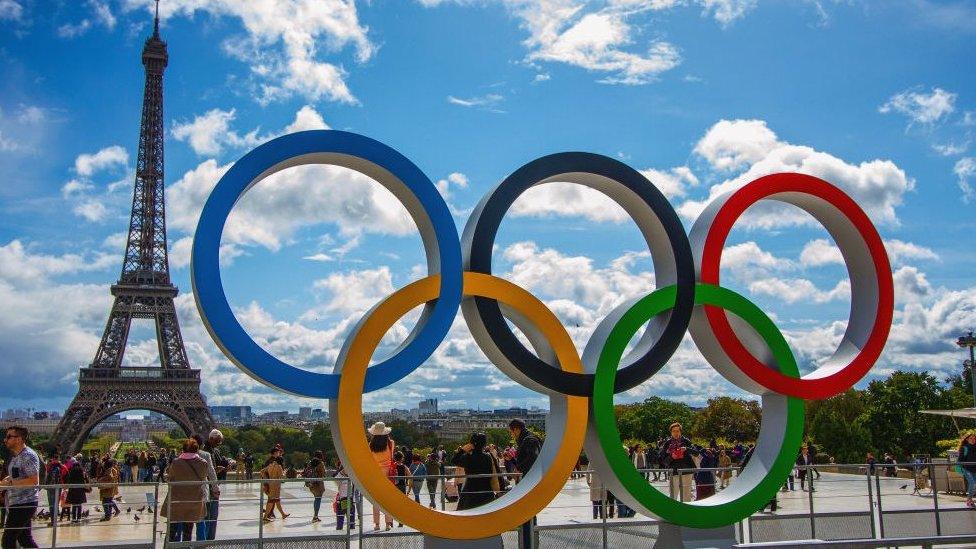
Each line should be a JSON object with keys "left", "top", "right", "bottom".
{"left": 54, "top": 3, "right": 213, "bottom": 454}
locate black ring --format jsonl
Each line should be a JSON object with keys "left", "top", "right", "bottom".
{"left": 461, "top": 152, "right": 696, "bottom": 396}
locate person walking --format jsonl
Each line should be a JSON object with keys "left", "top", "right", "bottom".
{"left": 333, "top": 461, "right": 357, "bottom": 530}
{"left": 958, "top": 432, "right": 976, "bottom": 508}
{"left": 42, "top": 456, "right": 66, "bottom": 523}
{"left": 137, "top": 451, "right": 148, "bottom": 482}
{"left": 236, "top": 450, "right": 246, "bottom": 482}
{"left": 586, "top": 464, "right": 607, "bottom": 519}
{"left": 509, "top": 419, "right": 541, "bottom": 543}
{"left": 191, "top": 434, "right": 219, "bottom": 539}
{"left": 659, "top": 422, "right": 699, "bottom": 502}
{"left": 162, "top": 438, "right": 209, "bottom": 543}
{"left": 2, "top": 426, "right": 41, "bottom": 548}
{"left": 796, "top": 444, "right": 815, "bottom": 491}
{"left": 694, "top": 448, "right": 717, "bottom": 501}
{"left": 64, "top": 461, "right": 89, "bottom": 524}
{"left": 408, "top": 455, "right": 427, "bottom": 504}
{"left": 367, "top": 422, "right": 396, "bottom": 531}
{"left": 261, "top": 449, "right": 288, "bottom": 522}
{"left": 200, "top": 429, "right": 226, "bottom": 540}
{"left": 424, "top": 453, "right": 440, "bottom": 508}
{"left": 451, "top": 433, "right": 498, "bottom": 510}
{"left": 633, "top": 444, "right": 648, "bottom": 481}
{"left": 305, "top": 451, "right": 327, "bottom": 523}
{"left": 244, "top": 453, "right": 254, "bottom": 480}
{"left": 718, "top": 448, "right": 732, "bottom": 490}
{"left": 97, "top": 458, "right": 120, "bottom": 521}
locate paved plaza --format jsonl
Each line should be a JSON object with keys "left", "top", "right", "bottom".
{"left": 14, "top": 471, "right": 974, "bottom": 547}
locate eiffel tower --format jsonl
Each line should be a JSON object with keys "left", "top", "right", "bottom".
{"left": 53, "top": 2, "right": 213, "bottom": 454}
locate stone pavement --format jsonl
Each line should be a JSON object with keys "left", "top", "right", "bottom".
{"left": 13, "top": 472, "right": 971, "bottom": 547}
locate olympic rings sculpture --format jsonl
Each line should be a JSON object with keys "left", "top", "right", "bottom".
{"left": 191, "top": 130, "right": 893, "bottom": 538}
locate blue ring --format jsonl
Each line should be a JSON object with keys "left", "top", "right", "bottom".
{"left": 190, "top": 130, "right": 462, "bottom": 398}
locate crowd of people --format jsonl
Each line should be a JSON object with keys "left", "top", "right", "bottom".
{"left": 7, "top": 420, "right": 976, "bottom": 546}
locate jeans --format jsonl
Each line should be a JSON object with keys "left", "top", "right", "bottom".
{"left": 411, "top": 487, "right": 422, "bottom": 504}
{"left": 196, "top": 500, "right": 219, "bottom": 540}
{"left": 169, "top": 522, "right": 193, "bottom": 542}
{"left": 71, "top": 504, "right": 82, "bottom": 521}
{"left": 313, "top": 496, "right": 322, "bottom": 518}
{"left": 591, "top": 500, "right": 604, "bottom": 519}
{"left": 2, "top": 502, "right": 38, "bottom": 548}
{"left": 962, "top": 467, "right": 976, "bottom": 499}
{"left": 46, "top": 489, "right": 59, "bottom": 519}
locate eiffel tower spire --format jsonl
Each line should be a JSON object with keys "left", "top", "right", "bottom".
{"left": 53, "top": 4, "right": 213, "bottom": 454}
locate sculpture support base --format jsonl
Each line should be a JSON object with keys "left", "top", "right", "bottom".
{"left": 654, "top": 522, "right": 738, "bottom": 549}
{"left": 424, "top": 534, "right": 503, "bottom": 548}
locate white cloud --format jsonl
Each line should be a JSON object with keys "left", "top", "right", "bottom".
{"left": 61, "top": 179, "right": 95, "bottom": 197}
{"left": 311, "top": 267, "right": 395, "bottom": 315}
{"left": 693, "top": 118, "right": 779, "bottom": 171}
{"left": 681, "top": 119, "right": 913, "bottom": 228}
{"left": 303, "top": 253, "right": 334, "bottom": 262}
{"left": 57, "top": 1, "right": 116, "bottom": 38}
{"left": 954, "top": 157, "right": 976, "bottom": 202}
{"left": 0, "top": 0, "right": 23, "bottom": 21}
{"left": 932, "top": 141, "right": 969, "bottom": 157}
{"left": 512, "top": 182, "right": 629, "bottom": 222}
{"left": 880, "top": 87, "right": 957, "bottom": 126}
{"left": 74, "top": 145, "right": 129, "bottom": 176}
{"left": 167, "top": 158, "right": 415, "bottom": 253}
{"left": 172, "top": 105, "right": 329, "bottom": 156}
{"left": 510, "top": 164, "right": 694, "bottom": 222}
{"left": 127, "top": 0, "right": 374, "bottom": 104}
{"left": 700, "top": 0, "right": 757, "bottom": 25}
{"left": 723, "top": 241, "right": 793, "bottom": 272}
{"left": 523, "top": 8, "right": 681, "bottom": 85}
{"left": 748, "top": 277, "right": 850, "bottom": 304}
{"left": 447, "top": 94, "right": 505, "bottom": 112}
{"left": 639, "top": 165, "right": 698, "bottom": 198}
{"left": 435, "top": 172, "right": 469, "bottom": 197}
{"left": 799, "top": 238, "right": 843, "bottom": 267}
{"left": 0, "top": 240, "right": 115, "bottom": 287}
{"left": 73, "top": 199, "right": 110, "bottom": 222}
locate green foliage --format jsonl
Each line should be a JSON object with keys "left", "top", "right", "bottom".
{"left": 860, "top": 371, "right": 957, "bottom": 458}
{"left": 616, "top": 397, "right": 695, "bottom": 444}
{"left": 82, "top": 433, "right": 118, "bottom": 456}
{"left": 485, "top": 428, "right": 513, "bottom": 449}
{"left": 692, "top": 397, "right": 761, "bottom": 442}
{"left": 937, "top": 438, "right": 961, "bottom": 457}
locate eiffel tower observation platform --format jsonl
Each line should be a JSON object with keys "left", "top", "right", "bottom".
{"left": 78, "top": 367, "right": 201, "bottom": 380}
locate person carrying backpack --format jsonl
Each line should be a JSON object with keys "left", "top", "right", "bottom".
{"left": 44, "top": 456, "right": 67, "bottom": 522}
{"left": 408, "top": 455, "right": 427, "bottom": 504}
{"left": 303, "top": 451, "right": 327, "bottom": 523}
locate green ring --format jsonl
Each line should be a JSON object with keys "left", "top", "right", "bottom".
{"left": 591, "top": 283, "right": 804, "bottom": 528}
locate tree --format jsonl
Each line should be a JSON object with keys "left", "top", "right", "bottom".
{"left": 692, "top": 397, "right": 761, "bottom": 442}
{"left": 861, "top": 371, "right": 957, "bottom": 458}
{"left": 616, "top": 397, "right": 695, "bottom": 444}
{"left": 809, "top": 408, "right": 871, "bottom": 463}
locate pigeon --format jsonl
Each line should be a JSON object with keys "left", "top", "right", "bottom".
{"left": 82, "top": 510, "right": 90, "bottom": 518}
{"left": 126, "top": 507, "right": 131, "bottom": 513}
{"left": 900, "top": 484, "right": 908, "bottom": 490}
{"left": 94, "top": 506, "right": 102, "bottom": 513}
{"left": 134, "top": 515, "right": 141, "bottom": 521}
{"left": 138, "top": 506, "right": 145, "bottom": 512}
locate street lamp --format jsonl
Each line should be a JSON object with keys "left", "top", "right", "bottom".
{"left": 958, "top": 330, "right": 976, "bottom": 407}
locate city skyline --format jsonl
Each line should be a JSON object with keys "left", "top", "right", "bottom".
{"left": 0, "top": 1, "right": 974, "bottom": 415}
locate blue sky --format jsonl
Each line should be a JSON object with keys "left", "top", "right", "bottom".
{"left": 0, "top": 0, "right": 974, "bottom": 414}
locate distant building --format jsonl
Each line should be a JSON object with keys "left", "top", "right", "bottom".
{"left": 211, "top": 405, "right": 253, "bottom": 423}
{"left": 260, "top": 411, "right": 290, "bottom": 422}
{"left": 298, "top": 407, "right": 312, "bottom": 420}
{"left": 2, "top": 409, "right": 29, "bottom": 420}
{"left": 419, "top": 398, "right": 438, "bottom": 416}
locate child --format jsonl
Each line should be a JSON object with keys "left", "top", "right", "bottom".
{"left": 333, "top": 462, "right": 356, "bottom": 531}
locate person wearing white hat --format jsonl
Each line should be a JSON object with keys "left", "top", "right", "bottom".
{"left": 367, "top": 422, "right": 395, "bottom": 530}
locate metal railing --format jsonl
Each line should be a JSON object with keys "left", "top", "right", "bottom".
{"left": 1, "top": 462, "right": 974, "bottom": 548}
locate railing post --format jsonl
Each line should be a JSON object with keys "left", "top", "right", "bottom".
{"left": 930, "top": 461, "right": 942, "bottom": 536}
{"left": 874, "top": 467, "right": 885, "bottom": 538}
{"left": 258, "top": 480, "right": 264, "bottom": 549}
{"left": 151, "top": 481, "right": 160, "bottom": 548}
{"left": 358, "top": 486, "right": 364, "bottom": 541}
{"left": 165, "top": 480, "right": 173, "bottom": 549}
{"left": 806, "top": 467, "right": 816, "bottom": 539}
{"left": 601, "top": 483, "right": 608, "bottom": 549}
{"left": 52, "top": 486, "right": 59, "bottom": 549}
{"left": 866, "top": 465, "right": 876, "bottom": 539}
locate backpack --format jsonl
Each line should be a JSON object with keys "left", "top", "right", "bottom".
{"left": 409, "top": 462, "right": 426, "bottom": 490}
{"left": 45, "top": 464, "right": 63, "bottom": 485}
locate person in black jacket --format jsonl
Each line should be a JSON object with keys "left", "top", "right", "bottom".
{"left": 509, "top": 418, "right": 541, "bottom": 542}
{"left": 452, "top": 433, "right": 497, "bottom": 510}
{"left": 658, "top": 422, "right": 700, "bottom": 502}
{"left": 508, "top": 419, "right": 541, "bottom": 480}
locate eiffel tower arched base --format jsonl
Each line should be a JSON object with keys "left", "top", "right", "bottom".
{"left": 52, "top": 368, "right": 213, "bottom": 455}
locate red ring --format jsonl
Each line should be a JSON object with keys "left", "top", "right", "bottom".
{"left": 699, "top": 173, "right": 894, "bottom": 400}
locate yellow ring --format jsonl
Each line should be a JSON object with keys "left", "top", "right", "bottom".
{"left": 332, "top": 272, "right": 587, "bottom": 539}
